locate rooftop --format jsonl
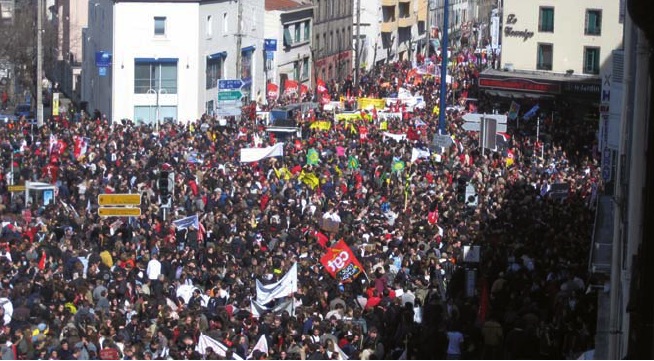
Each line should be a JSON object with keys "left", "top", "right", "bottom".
{"left": 265, "top": 0, "right": 312, "bottom": 12}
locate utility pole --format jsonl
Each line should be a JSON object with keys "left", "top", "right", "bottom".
{"left": 36, "top": 0, "right": 44, "bottom": 128}
{"left": 235, "top": 0, "right": 243, "bottom": 81}
{"left": 354, "top": 0, "right": 361, "bottom": 89}
{"left": 425, "top": 0, "right": 431, "bottom": 58}
{"left": 438, "top": 0, "right": 449, "bottom": 135}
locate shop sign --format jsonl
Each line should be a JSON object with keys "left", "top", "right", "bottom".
{"left": 504, "top": 14, "right": 534, "bottom": 41}
{"left": 479, "top": 77, "right": 560, "bottom": 94}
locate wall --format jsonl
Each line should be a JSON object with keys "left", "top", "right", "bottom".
{"left": 501, "top": 0, "right": 623, "bottom": 75}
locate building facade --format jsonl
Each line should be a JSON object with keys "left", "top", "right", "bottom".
{"left": 312, "top": 0, "right": 353, "bottom": 84}
{"left": 264, "top": 0, "right": 313, "bottom": 99}
{"left": 499, "top": 0, "right": 622, "bottom": 75}
{"left": 82, "top": 0, "right": 266, "bottom": 123}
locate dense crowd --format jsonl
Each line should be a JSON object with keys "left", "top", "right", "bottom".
{"left": 0, "top": 46, "right": 600, "bottom": 360}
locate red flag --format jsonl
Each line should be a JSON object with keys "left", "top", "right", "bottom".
{"left": 38, "top": 250, "right": 47, "bottom": 270}
{"left": 320, "top": 239, "right": 364, "bottom": 283}
{"left": 300, "top": 84, "right": 309, "bottom": 97}
{"left": 313, "top": 231, "right": 329, "bottom": 249}
{"left": 284, "top": 79, "right": 299, "bottom": 95}
{"left": 267, "top": 83, "right": 279, "bottom": 99}
{"left": 316, "top": 78, "right": 327, "bottom": 94}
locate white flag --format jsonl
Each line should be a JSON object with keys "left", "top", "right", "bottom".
{"left": 410, "top": 147, "right": 431, "bottom": 163}
{"left": 247, "top": 335, "right": 269, "bottom": 360}
{"left": 255, "top": 263, "right": 298, "bottom": 305}
{"left": 382, "top": 132, "right": 407, "bottom": 142}
{"left": 240, "top": 142, "right": 285, "bottom": 163}
{"left": 196, "top": 334, "right": 244, "bottom": 360}
{"left": 250, "top": 299, "right": 294, "bottom": 318}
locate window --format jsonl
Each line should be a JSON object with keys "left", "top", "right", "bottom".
{"left": 538, "top": 7, "right": 554, "bottom": 32}
{"left": 134, "top": 59, "right": 178, "bottom": 94}
{"left": 295, "top": 23, "right": 301, "bottom": 43}
{"left": 584, "top": 47, "right": 600, "bottom": 74}
{"left": 302, "top": 57, "right": 309, "bottom": 80}
{"left": 154, "top": 16, "right": 166, "bottom": 36}
{"left": 585, "top": 9, "right": 602, "bottom": 35}
{"left": 284, "top": 26, "right": 292, "bottom": 46}
{"left": 134, "top": 106, "right": 177, "bottom": 124}
{"left": 206, "top": 15, "right": 212, "bottom": 38}
{"left": 223, "top": 12, "right": 228, "bottom": 33}
{"left": 536, "top": 43, "right": 553, "bottom": 70}
{"left": 206, "top": 57, "right": 223, "bottom": 89}
{"left": 304, "top": 21, "right": 310, "bottom": 41}
{"left": 294, "top": 61, "right": 300, "bottom": 80}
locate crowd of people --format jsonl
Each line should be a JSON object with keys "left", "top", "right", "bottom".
{"left": 0, "top": 45, "right": 601, "bottom": 360}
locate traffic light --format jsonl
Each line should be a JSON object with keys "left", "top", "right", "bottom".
{"left": 158, "top": 170, "right": 174, "bottom": 207}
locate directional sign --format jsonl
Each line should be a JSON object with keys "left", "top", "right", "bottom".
{"left": 218, "top": 79, "right": 245, "bottom": 90}
{"left": 218, "top": 91, "right": 244, "bottom": 101}
{"left": 7, "top": 185, "right": 25, "bottom": 192}
{"left": 462, "top": 113, "right": 507, "bottom": 124}
{"left": 98, "top": 207, "right": 142, "bottom": 217}
{"left": 216, "top": 107, "right": 242, "bottom": 117}
{"left": 98, "top": 193, "right": 141, "bottom": 206}
{"left": 462, "top": 121, "right": 507, "bottom": 133}
{"left": 432, "top": 134, "right": 454, "bottom": 148}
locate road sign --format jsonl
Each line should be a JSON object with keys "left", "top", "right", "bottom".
{"left": 218, "top": 79, "right": 244, "bottom": 90}
{"left": 218, "top": 91, "right": 244, "bottom": 101}
{"left": 462, "top": 113, "right": 507, "bottom": 124}
{"left": 216, "top": 107, "right": 242, "bottom": 117}
{"left": 98, "top": 193, "right": 141, "bottom": 206}
{"left": 7, "top": 185, "right": 25, "bottom": 192}
{"left": 462, "top": 120, "right": 507, "bottom": 133}
{"left": 98, "top": 207, "right": 142, "bottom": 217}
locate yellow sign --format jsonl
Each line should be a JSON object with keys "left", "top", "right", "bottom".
{"left": 98, "top": 193, "right": 141, "bottom": 206}
{"left": 8, "top": 185, "right": 26, "bottom": 192}
{"left": 335, "top": 112, "right": 362, "bottom": 122}
{"left": 357, "top": 98, "right": 386, "bottom": 110}
{"left": 52, "top": 92, "right": 60, "bottom": 116}
{"left": 98, "top": 207, "right": 142, "bottom": 217}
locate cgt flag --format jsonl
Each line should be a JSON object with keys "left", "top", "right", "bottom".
{"left": 320, "top": 239, "right": 364, "bottom": 283}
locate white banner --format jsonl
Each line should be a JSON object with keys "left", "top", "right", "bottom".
{"left": 247, "top": 335, "right": 270, "bottom": 360}
{"left": 255, "top": 263, "right": 298, "bottom": 305}
{"left": 382, "top": 132, "right": 407, "bottom": 142}
{"left": 240, "top": 142, "right": 285, "bottom": 163}
{"left": 411, "top": 147, "right": 431, "bottom": 162}
{"left": 196, "top": 334, "right": 244, "bottom": 360}
{"left": 250, "top": 299, "right": 294, "bottom": 318}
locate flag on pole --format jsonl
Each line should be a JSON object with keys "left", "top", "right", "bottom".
{"left": 306, "top": 148, "right": 320, "bottom": 165}
{"left": 522, "top": 104, "right": 539, "bottom": 120}
{"left": 508, "top": 101, "right": 520, "bottom": 120}
{"left": 347, "top": 156, "right": 360, "bottom": 170}
{"left": 391, "top": 158, "right": 406, "bottom": 173}
{"left": 172, "top": 215, "right": 199, "bottom": 230}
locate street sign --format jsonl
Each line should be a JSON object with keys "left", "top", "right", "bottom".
{"left": 98, "top": 193, "right": 141, "bottom": 206}
{"left": 462, "top": 121, "right": 507, "bottom": 133}
{"left": 216, "top": 107, "right": 242, "bottom": 117}
{"left": 218, "top": 91, "right": 244, "bottom": 101}
{"left": 462, "top": 113, "right": 507, "bottom": 124}
{"left": 7, "top": 185, "right": 25, "bottom": 192}
{"left": 98, "top": 207, "right": 142, "bottom": 217}
{"left": 218, "top": 79, "right": 244, "bottom": 90}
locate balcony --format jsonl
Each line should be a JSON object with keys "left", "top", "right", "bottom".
{"left": 381, "top": 0, "right": 396, "bottom": 6}
{"left": 381, "top": 20, "right": 398, "bottom": 33}
{"left": 398, "top": 14, "right": 415, "bottom": 28}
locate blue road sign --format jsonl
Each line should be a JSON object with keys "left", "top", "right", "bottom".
{"left": 218, "top": 79, "right": 244, "bottom": 90}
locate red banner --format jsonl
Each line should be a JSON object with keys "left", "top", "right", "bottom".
{"left": 284, "top": 79, "right": 299, "bottom": 95}
{"left": 300, "top": 84, "right": 309, "bottom": 97}
{"left": 320, "top": 239, "right": 364, "bottom": 283}
{"left": 267, "top": 83, "right": 279, "bottom": 99}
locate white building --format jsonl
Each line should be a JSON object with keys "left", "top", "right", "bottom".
{"left": 82, "top": 0, "right": 265, "bottom": 124}
{"left": 499, "top": 0, "right": 623, "bottom": 76}
{"left": 263, "top": 0, "right": 313, "bottom": 100}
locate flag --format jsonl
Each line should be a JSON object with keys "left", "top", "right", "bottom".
{"left": 256, "top": 263, "right": 298, "bottom": 305}
{"left": 196, "top": 334, "right": 244, "bottom": 360}
{"left": 508, "top": 101, "right": 520, "bottom": 120}
{"left": 347, "top": 156, "right": 360, "bottom": 170}
{"left": 320, "top": 239, "right": 364, "bottom": 283}
{"left": 316, "top": 78, "right": 327, "bottom": 94}
{"left": 250, "top": 299, "right": 294, "bottom": 318}
{"left": 267, "top": 83, "right": 279, "bottom": 99}
{"left": 379, "top": 120, "right": 388, "bottom": 130}
{"left": 173, "top": 215, "right": 199, "bottom": 230}
{"left": 284, "top": 79, "right": 299, "bottom": 95}
{"left": 391, "top": 158, "right": 406, "bottom": 173}
{"left": 306, "top": 148, "right": 320, "bottom": 165}
{"left": 432, "top": 105, "right": 440, "bottom": 115}
{"left": 240, "top": 143, "right": 285, "bottom": 163}
{"left": 248, "top": 335, "right": 270, "bottom": 359}
{"left": 505, "top": 149, "right": 515, "bottom": 167}
{"left": 522, "top": 104, "right": 539, "bottom": 120}
{"left": 313, "top": 230, "right": 329, "bottom": 248}
{"left": 410, "top": 147, "right": 431, "bottom": 163}
{"left": 298, "top": 170, "right": 320, "bottom": 189}
{"left": 273, "top": 166, "right": 292, "bottom": 181}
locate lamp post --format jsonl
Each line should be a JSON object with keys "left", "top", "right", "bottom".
{"left": 36, "top": 0, "right": 44, "bottom": 128}
{"left": 438, "top": 0, "right": 449, "bottom": 135}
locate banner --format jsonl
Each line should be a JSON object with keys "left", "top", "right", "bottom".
{"left": 382, "top": 132, "right": 407, "bottom": 142}
{"left": 248, "top": 335, "right": 270, "bottom": 359}
{"left": 508, "top": 101, "right": 520, "bottom": 121}
{"left": 316, "top": 78, "right": 327, "bottom": 94}
{"left": 240, "top": 142, "right": 285, "bottom": 163}
{"left": 250, "top": 299, "right": 294, "bottom": 318}
{"left": 410, "top": 147, "right": 431, "bottom": 162}
{"left": 284, "top": 79, "right": 299, "bottom": 95}
{"left": 255, "top": 263, "right": 298, "bottom": 305}
{"left": 320, "top": 239, "right": 364, "bottom": 283}
{"left": 267, "top": 83, "right": 279, "bottom": 99}
{"left": 357, "top": 98, "right": 386, "bottom": 110}
{"left": 309, "top": 120, "right": 332, "bottom": 131}
{"left": 377, "top": 112, "right": 402, "bottom": 120}
{"left": 196, "top": 334, "right": 244, "bottom": 360}
{"left": 173, "top": 215, "right": 199, "bottom": 230}
{"left": 335, "top": 112, "right": 363, "bottom": 122}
